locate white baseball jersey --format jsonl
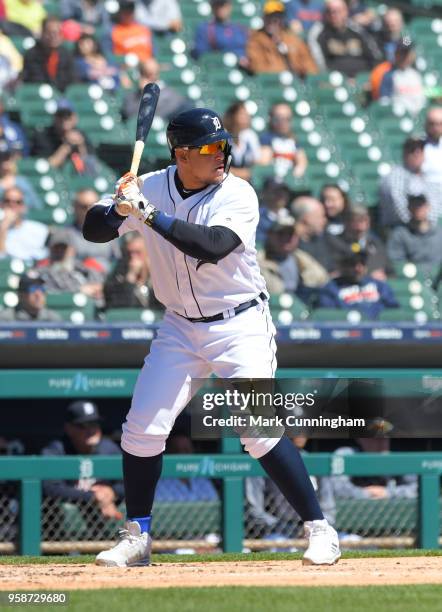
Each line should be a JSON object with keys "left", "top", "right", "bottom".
{"left": 116, "top": 166, "right": 268, "bottom": 318}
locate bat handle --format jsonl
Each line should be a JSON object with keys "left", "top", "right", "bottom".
{"left": 130, "top": 140, "right": 145, "bottom": 176}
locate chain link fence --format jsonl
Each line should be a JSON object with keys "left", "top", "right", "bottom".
{"left": 244, "top": 474, "right": 442, "bottom": 548}
{"left": 1, "top": 474, "right": 441, "bottom": 553}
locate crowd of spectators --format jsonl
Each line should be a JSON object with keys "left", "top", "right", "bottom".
{"left": 0, "top": 0, "right": 441, "bottom": 324}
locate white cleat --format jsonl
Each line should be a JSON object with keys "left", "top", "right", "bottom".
{"left": 95, "top": 521, "right": 152, "bottom": 567}
{"left": 302, "top": 519, "right": 341, "bottom": 566}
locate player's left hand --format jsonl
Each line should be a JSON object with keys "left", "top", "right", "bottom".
{"left": 116, "top": 186, "right": 158, "bottom": 226}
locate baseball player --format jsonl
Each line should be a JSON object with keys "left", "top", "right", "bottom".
{"left": 83, "top": 108, "right": 340, "bottom": 567}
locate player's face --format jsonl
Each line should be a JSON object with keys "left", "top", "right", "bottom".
{"left": 176, "top": 141, "right": 226, "bottom": 188}
{"left": 66, "top": 421, "right": 102, "bottom": 453}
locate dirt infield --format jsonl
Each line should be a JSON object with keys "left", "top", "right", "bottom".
{"left": 1, "top": 557, "right": 442, "bottom": 590}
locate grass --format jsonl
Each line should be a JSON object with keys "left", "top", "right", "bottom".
{"left": 1, "top": 549, "right": 442, "bottom": 565}
{"left": 2, "top": 586, "right": 442, "bottom": 612}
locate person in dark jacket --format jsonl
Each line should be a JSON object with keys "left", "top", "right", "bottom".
{"left": 41, "top": 401, "right": 124, "bottom": 530}
{"left": 308, "top": 0, "right": 381, "bottom": 78}
{"left": 21, "top": 15, "right": 78, "bottom": 92}
{"left": 314, "top": 249, "right": 399, "bottom": 318}
{"left": 328, "top": 204, "right": 392, "bottom": 280}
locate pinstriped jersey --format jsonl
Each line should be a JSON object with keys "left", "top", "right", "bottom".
{"left": 115, "top": 165, "right": 268, "bottom": 318}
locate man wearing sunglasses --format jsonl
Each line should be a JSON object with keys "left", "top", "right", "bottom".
{"left": 0, "top": 273, "right": 61, "bottom": 322}
{"left": 84, "top": 107, "right": 340, "bottom": 568}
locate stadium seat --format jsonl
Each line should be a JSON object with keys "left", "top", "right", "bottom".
{"left": 104, "top": 308, "right": 163, "bottom": 324}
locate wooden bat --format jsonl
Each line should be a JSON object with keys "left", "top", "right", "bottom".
{"left": 129, "top": 82, "right": 160, "bottom": 176}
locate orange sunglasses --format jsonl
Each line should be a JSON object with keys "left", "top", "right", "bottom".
{"left": 187, "top": 140, "right": 227, "bottom": 155}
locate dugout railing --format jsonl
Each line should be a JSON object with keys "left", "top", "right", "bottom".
{"left": 0, "top": 451, "right": 441, "bottom": 555}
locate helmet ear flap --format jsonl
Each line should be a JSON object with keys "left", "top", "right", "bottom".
{"left": 224, "top": 140, "right": 233, "bottom": 173}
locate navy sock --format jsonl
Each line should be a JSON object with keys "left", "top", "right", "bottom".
{"left": 122, "top": 450, "right": 163, "bottom": 525}
{"left": 258, "top": 436, "right": 324, "bottom": 522}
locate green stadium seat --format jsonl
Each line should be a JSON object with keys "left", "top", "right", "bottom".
{"left": 377, "top": 308, "right": 424, "bottom": 323}
{"left": 45, "top": 292, "right": 92, "bottom": 309}
{"left": 104, "top": 308, "right": 163, "bottom": 324}
{"left": 309, "top": 308, "right": 358, "bottom": 322}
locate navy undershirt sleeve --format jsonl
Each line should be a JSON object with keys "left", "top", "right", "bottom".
{"left": 83, "top": 204, "right": 242, "bottom": 263}
{"left": 151, "top": 211, "right": 242, "bottom": 263}
{"left": 83, "top": 204, "right": 125, "bottom": 242}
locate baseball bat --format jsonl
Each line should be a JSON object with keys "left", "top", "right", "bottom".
{"left": 129, "top": 82, "right": 160, "bottom": 176}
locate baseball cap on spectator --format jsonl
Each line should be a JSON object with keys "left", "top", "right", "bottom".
{"left": 262, "top": 177, "right": 292, "bottom": 196}
{"left": 18, "top": 273, "right": 45, "bottom": 293}
{"left": 65, "top": 401, "right": 102, "bottom": 425}
{"left": 269, "top": 216, "right": 296, "bottom": 233}
{"left": 55, "top": 99, "right": 75, "bottom": 117}
{"left": 263, "top": 1, "right": 285, "bottom": 15}
{"left": 395, "top": 36, "right": 414, "bottom": 55}
{"left": 118, "top": 0, "right": 136, "bottom": 12}
{"left": 47, "top": 229, "right": 74, "bottom": 248}
{"left": 340, "top": 245, "right": 368, "bottom": 265}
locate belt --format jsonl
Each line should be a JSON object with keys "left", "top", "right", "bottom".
{"left": 178, "top": 292, "right": 267, "bottom": 323}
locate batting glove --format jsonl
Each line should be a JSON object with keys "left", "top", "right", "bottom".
{"left": 115, "top": 181, "right": 158, "bottom": 226}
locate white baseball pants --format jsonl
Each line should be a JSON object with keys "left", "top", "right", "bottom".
{"left": 121, "top": 301, "right": 279, "bottom": 459}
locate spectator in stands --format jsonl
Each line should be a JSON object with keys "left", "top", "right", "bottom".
{"left": 379, "top": 137, "right": 441, "bottom": 228}
{"left": 376, "top": 7, "right": 404, "bottom": 63}
{"left": 42, "top": 401, "right": 124, "bottom": 522}
{"left": 379, "top": 38, "right": 425, "bottom": 118}
{"left": 258, "top": 217, "right": 328, "bottom": 294}
{"left": 31, "top": 100, "right": 99, "bottom": 176}
{"left": 60, "top": 0, "right": 112, "bottom": 41}
{"left": 247, "top": 1, "right": 317, "bottom": 76}
{"left": 260, "top": 103, "right": 308, "bottom": 179}
{"left": 0, "top": 31, "right": 23, "bottom": 90}
{"left": 21, "top": 16, "right": 78, "bottom": 92}
{"left": 192, "top": 0, "right": 249, "bottom": 67}
{"left": 285, "top": 0, "right": 324, "bottom": 35}
{"left": 35, "top": 228, "right": 104, "bottom": 300}
{"left": 308, "top": 0, "right": 382, "bottom": 78}
{"left": 222, "top": 102, "right": 261, "bottom": 182}
{"left": 422, "top": 107, "right": 442, "bottom": 188}
{"left": 291, "top": 196, "right": 336, "bottom": 272}
{"left": 387, "top": 195, "right": 442, "bottom": 275}
{"left": 104, "top": 234, "right": 156, "bottom": 309}
{"left": 0, "top": 273, "right": 61, "bottom": 322}
{"left": 155, "top": 434, "right": 218, "bottom": 503}
{"left": 314, "top": 249, "right": 399, "bottom": 318}
{"left": 74, "top": 33, "right": 124, "bottom": 92}
{"left": 319, "top": 183, "right": 350, "bottom": 236}
{"left": 0, "top": 150, "right": 42, "bottom": 209}
{"left": 66, "top": 189, "right": 120, "bottom": 272}
{"left": 0, "top": 97, "right": 29, "bottom": 156}
{"left": 328, "top": 439, "right": 417, "bottom": 504}
{"left": 122, "top": 58, "right": 194, "bottom": 122}
{"left": 257, "top": 177, "right": 292, "bottom": 245}
{"left": 345, "top": 0, "right": 377, "bottom": 30}
{"left": 3, "top": 0, "right": 46, "bottom": 36}
{"left": 0, "top": 186, "right": 47, "bottom": 261}
{"left": 111, "top": 0, "right": 154, "bottom": 63}
{"left": 328, "top": 205, "right": 391, "bottom": 280}
{"left": 135, "top": 0, "right": 182, "bottom": 34}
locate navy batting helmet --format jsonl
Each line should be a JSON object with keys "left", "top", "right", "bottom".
{"left": 166, "top": 108, "right": 232, "bottom": 168}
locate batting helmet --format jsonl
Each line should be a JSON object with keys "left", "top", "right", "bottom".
{"left": 166, "top": 108, "right": 232, "bottom": 168}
